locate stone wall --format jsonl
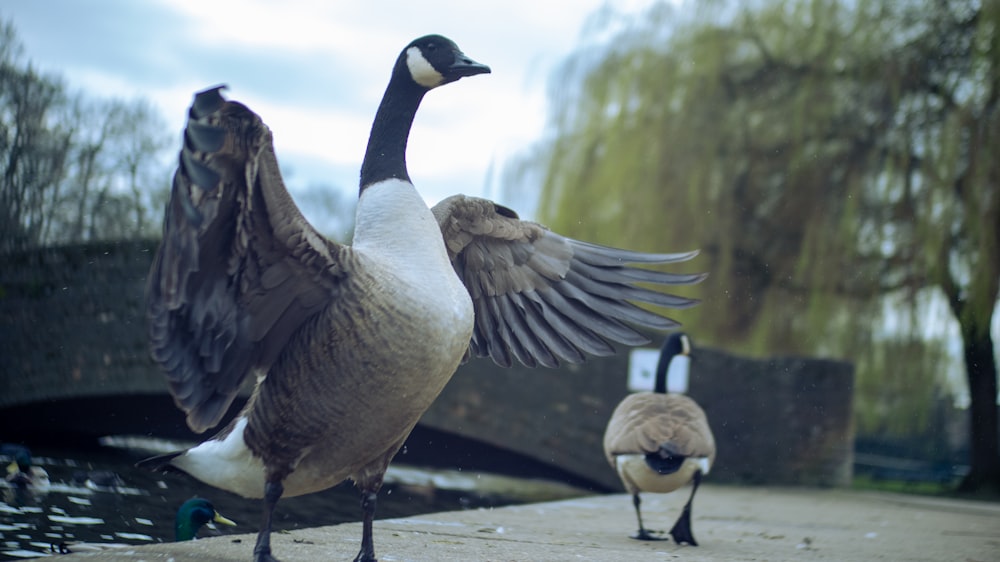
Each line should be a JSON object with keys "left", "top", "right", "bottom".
{"left": 689, "top": 351, "right": 855, "bottom": 487}
{"left": 425, "top": 345, "right": 855, "bottom": 489}
{"left": 0, "top": 242, "right": 854, "bottom": 489}
{"left": 0, "top": 241, "right": 165, "bottom": 406}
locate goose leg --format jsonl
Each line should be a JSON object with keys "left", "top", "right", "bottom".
{"left": 352, "top": 443, "right": 400, "bottom": 561}
{"left": 354, "top": 489, "right": 379, "bottom": 562}
{"left": 669, "top": 470, "right": 702, "bottom": 546}
{"left": 254, "top": 478, "right": 283, "bottom": 562}
{"left": 630, "top": 492, "right": 665, "bottom": 541}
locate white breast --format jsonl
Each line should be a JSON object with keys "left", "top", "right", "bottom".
{"left": 353, "top": 179, "right": 473, "bottom": 334}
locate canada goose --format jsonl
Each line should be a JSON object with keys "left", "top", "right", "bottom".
{"left": 141, "top": 34, "right": 703, "bottom": 562}
{"left": 603, "top": 333, "right": 715, "bottom": 545}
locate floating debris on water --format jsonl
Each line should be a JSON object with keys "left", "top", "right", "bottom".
{"left": 114, "top": 532, "right": 153, "bottom": 541}
{"left": 47, "top": 515, "right": 104, "bottom": 526}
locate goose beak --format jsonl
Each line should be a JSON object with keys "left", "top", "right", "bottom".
{"left": 445, "top": 52, "right": 491, "bottom": 81}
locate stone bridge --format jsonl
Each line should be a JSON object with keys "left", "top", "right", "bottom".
{"left": 0, "top": 241, "right": 854, "bottom": 490}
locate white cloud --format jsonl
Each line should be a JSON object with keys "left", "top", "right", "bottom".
{"left": 3, "top": 0, "right": 658, "bottom": 215}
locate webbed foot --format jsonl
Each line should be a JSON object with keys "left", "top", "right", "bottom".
{"left": 631, "top": 528, "right": 668, "bottom": 541}
{"left": 669, "top": 510, "right": 698, "bottom": 546}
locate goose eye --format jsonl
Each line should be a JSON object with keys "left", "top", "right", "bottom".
{"left": 426, "top": 42, "right": 437, "bottom": 52}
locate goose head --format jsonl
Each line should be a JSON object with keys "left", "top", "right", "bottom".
{"left": 361, "top": 35, "right": 490, "bottom": 190}
{"left": 399, "top": 34, "right": 491, "bottom": 89}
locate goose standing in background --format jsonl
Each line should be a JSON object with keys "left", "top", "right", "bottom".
{"left": 142, "top": 35, "right": 704, "bottom": 562}
{"left": 603, "top": 332, "right": 715, "bottom": 545}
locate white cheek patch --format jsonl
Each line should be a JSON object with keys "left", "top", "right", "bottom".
{"left": 406, "top": 46, "right": 444, "bottom": 88}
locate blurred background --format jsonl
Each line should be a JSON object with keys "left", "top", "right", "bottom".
{"left": 1, "top": 0, "right": 997, "bottom": 558}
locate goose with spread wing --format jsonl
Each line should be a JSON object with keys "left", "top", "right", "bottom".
{"left": 141, "top": 35, "right": 704, "bottom": 562}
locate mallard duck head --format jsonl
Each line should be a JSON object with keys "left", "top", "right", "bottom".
{"left": 175, "top": 497, "right": 236, "bottom": 541}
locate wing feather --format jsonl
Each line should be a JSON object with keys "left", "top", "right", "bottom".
{"left": 532, "top": 288, "right": 618, "bottom": 358}
{"left": 433, "top": 194, "right": 704, "bottom": 368}
{"left": 517, "top": 291, "right": 593, "bottom": 363}
{"left": 474, "top": 296, "right": 512, "bottom": 367}
{"left": 146, "top": 86, "right": 347, "bottom": 433}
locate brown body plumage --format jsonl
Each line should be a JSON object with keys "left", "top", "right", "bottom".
{"left": 604, "top": 393, "right": 716, "bottom": 475}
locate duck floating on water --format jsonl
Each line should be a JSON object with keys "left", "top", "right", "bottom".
{"left": 175, "top": 497, "right": 237, "bottom": 541}
{"left": 3, "top": 445, "right": 50, "bottom": 495}
{"left": 49, "top": 497, "right": 235, "bottom": 554}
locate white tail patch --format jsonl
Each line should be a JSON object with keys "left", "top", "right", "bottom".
{"left": 616, "top": 454, "right": 710, "bottom": 494}
{"left": 172, "top": 417, "right": 267, "bottom": 498}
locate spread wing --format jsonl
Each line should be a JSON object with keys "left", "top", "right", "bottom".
{"left": 146, "top": 86, "right": 349, "bottom": 433}
{"left": 432, "top": 194, "right": 705, "bottom": 369}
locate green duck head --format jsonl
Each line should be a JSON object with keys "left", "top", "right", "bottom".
{"left": 175, "top": 497, "right": 236, "bottom": 541}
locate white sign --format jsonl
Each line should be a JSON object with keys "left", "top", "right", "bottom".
{"left": 627, "top": 348, "right": 659, "bottom": 392}
{"left": 626, "top": 348, "right": 690, "bottom": 394}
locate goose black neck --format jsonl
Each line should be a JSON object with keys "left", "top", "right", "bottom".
{"left": 654, "top": 351, "right": 675, "bottom": 394}
{"left": 654, "top": 364, "right": 668, "bottom": 394}
{"left": 359, "top": 77, "right": 427, "bottom": 193}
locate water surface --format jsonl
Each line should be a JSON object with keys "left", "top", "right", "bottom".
{"left": 0, "top": 438, "right": 586, "bottom": 558}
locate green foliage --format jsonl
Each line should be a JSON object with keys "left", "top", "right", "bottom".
{"left": 508, "top": 0, "right": 998, "bottom": 449}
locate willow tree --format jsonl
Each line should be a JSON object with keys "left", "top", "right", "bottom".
{"left": 510, "top": 0, "right": 999, "bottom": 491}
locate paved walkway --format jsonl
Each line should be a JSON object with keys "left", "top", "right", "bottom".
{"left": 60, "top": 485, "right": 1000, "bottom": 561}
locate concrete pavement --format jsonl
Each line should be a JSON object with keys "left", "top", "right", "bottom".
{"left": 59, "top": 485, "right": 1000, "bottom": 561}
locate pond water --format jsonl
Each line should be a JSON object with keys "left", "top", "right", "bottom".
{"left": 0, "top": 437, "right": 588, "bottom": 559}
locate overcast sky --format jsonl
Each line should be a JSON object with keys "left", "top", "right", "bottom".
{"left": 2, "top": 0, "right": 655, "bottom": 222}
{"left": 3, "top": 2, "right": 990, "bottom": 403}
